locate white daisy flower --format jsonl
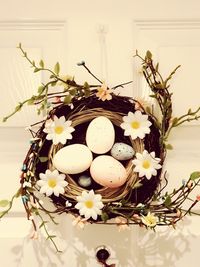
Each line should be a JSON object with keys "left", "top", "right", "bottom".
{"left": 37, "top": 169, "right": 68, "bottom": 197}
{"left": 75, "top": 190, "right": 104, "bottom": 220}
{"left": 132, "top": 150, "right": 162, "bottom": 180}
{"left": 141, "top": 212, "right": 158, "bottom": 227}
{"left": 43, "top": 116, "right": 75, "bottom": 145}
{"left": 120, "top": 111, "right": 152, "bottom": 140}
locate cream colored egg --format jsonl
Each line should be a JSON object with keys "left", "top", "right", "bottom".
{"left": 86, "top": 116, "right": 115, "bottom": 154}
{"left": 90, "top": 155, "right": 127, "bottom": 188}
{"left": 53, "top": 144, "right": 93, "bottom": 174}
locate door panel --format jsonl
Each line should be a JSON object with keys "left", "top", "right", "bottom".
{"left": 1, "top": 3, "right": 200, "bottom": 266}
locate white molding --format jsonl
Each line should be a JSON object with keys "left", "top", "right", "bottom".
{"left": 0, "top": 20, "right": 66, "bottom": 31}
{"left": 134, "top": 19, "right": 200, "bottom": 30}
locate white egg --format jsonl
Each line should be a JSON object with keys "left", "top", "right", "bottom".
{"left": 86, "top": 116, "right": 115, "bottom": 154}
{"left": 53, "top": 144, "right": 93, "bottom": 174}
{"left": 90, "top": 155, "right": 127, "bottom": 188}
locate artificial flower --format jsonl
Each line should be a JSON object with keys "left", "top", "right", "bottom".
{"left": 75, "top": 190, "right": 104, "bottom": 220}
{"left": 132, "top": 150, "right": 161, "bottom": 179}
{"left": 37, "top": 169, "right": 68, "bottom": 197}
{"left": 96, "top": 83, "right": 113, "bottom": 101}
{"left": 115, "top": 216, "right": 130, "bottom": 232}
{"left": 72, "top": 215, "right": 88, "bottom": 229}
{"left": 120, "top": 111, "right": 152, "bottom": 140}
{"left": 43, "top": 115, "right": 75, "bottom": 145}
{"left": 141, "top": 212, "right": 158, "bottom": 227}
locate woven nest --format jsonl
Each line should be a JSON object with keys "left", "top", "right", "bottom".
{"left": 33, "top": 94, "right": 163, "bottom": 211}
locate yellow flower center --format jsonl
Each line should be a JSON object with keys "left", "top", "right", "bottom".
{"left": 142, "top": 160, "right": 151, "bottom": 169}
{"left": 85, "top": 200, "right": 94, "bottom": 209}
{"left": 131, "top": 121, "right": 140, "bottom": 129}
{"left": 54, "top": 126, "right": 64, "bottom": 134}
{"left": 146, "top": 215, "right": 156, "bottom": 225}
{"left": 48, "top": 178, "right": 57, "bottom": 188}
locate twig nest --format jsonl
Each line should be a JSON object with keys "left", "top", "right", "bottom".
{"left": 33, "top": 94, "right": 162, "bottom": 218}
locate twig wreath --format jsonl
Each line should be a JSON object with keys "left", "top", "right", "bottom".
{"left": 1, "top": 45, "right": 200, "bottom": 252}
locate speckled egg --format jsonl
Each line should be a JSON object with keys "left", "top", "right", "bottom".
{"left": 78, "top": 175, "right": 92, "bottom": 188}
{"left": 86, "top": 116, "right": 115, "bottom": 154}
{"left": 111, "top": 142, "right": 135, "bottom": 161}
{"left": 90, "top": 155, "right": 127, "bottom": 188}
{"left": 53, "top": 144, "right": 93, "bottom": 174}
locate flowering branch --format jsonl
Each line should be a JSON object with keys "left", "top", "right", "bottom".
{"left": 135, "top": 50, "right": 200, "bottom": 150}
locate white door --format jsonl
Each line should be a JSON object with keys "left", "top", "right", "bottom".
{"left": 1, "top": 1, "right": 200, "bottom": 266}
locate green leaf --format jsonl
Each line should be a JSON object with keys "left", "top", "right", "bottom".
{"left": 15, "top": 104, "right": 22, "bottom": 112}
{"left": 0, "top": 200, "right": 10, "bottom": 207}
{"left": 164, "top": 195, "right": 171, "bottom": 207}
{"left": 190, "top": 171, "right": 200, "bottom": 181}
{"left": 34, "top": 68, "right": 40, "bottom": 73}
{"left": 39, "top": 221, "right": 48, "bottom": 228}
{"left": 149, "top": 94, "right": 157, "bottom": 98}
{"left": 69, "top": 88, "right": 77, "bottom": 96}
{"left": 63, "top": 94, "right": 72, "bottom": 104}
{"left": 51, "top": 81, "right": 57, "bottom": 87}
{"left": 37, "top": 85, "right": 44, "bottom": 94}
{"left": 0, "top": 211, "right": 5, "bottom": 217}
{"left": 83, "top": 81, "right": 90, "bottom": 89}
{"left": 27, "top": 98, "right": 35, "bottom": 105}
{"left": 54, "top": 62, "right": 60, "bottom": 75}
{"left": 101, "top": 212, "right": 109, "bottom": 222}
{"left": 155, "top": 63, "right": 159, "bottom": 71}
{"left": 172, "top": 117, "right": 178, "bottom": 126}
{"left": 47, "top": 235, "right": 56, "bottom": 240}
{"left": 146, "top": 50, "right": 152, "bottom": 59}
{"left": 39, "top": 157, "right": 48, "bottom": 163}
{"left": 84, "top": 88, "right": 90, "bottom": 97}
{"left": 39, "top": 60, "right": 44, "bottom": 68}
{"left": 165, "top": 143, "right": 173, "bottom": 150}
